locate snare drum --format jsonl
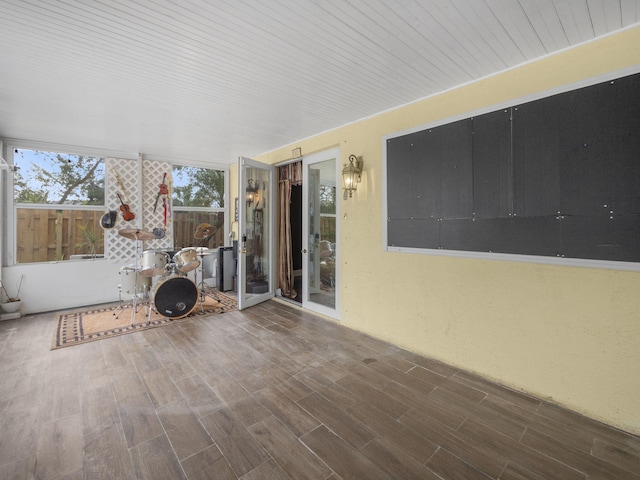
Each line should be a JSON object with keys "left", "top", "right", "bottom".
{"left": 140, "top": 249, "right": 169, "bottom": 276}
{"left": 150, "top": 274, "right": 198, "bottom": 318}
{"left": 174, "top": 247, "right": 200, "bottom": 273}
{"left": 119, "top": 266, "right": 151, "bottom": 298}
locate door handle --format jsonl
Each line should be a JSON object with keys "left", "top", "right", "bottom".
{"left": 302, "top": 249, "right": 307, "bottom": 254}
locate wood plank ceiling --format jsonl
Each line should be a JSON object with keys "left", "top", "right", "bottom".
{"left": 0, "top": 0, "right": 638, "bottom": 165}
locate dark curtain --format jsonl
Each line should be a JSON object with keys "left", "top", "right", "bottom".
{"left": 278, "top": 161, "right": 302, "bottom": 298}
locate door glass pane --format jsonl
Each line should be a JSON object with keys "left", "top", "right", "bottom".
{"left": 307, "top": 159, "right": 336, "bottom": 309}
{"left": 244, "top": 167, "right": 270, "bottom": 295}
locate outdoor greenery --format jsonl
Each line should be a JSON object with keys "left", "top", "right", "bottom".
{"left": 172, "top": 165, "right": 224, "bottom": 208}
{"left": 77, "top": 224, "right": 99, "bottom": 257}
{"left": 10, "top": 151, "right": 225, "bottom": 263}
{"left": 320, "top": 185, "right": 336, "bottom": 214}
{"left": 13, "top": 149, "right": 104, "bottom": 205}
{"left": 320, "top": 185, "right": 337, "bottom": 243}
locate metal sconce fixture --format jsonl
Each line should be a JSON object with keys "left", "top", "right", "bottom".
{"left": 246, "top": 179, "right": 259, "bottom": 206}
{"left": 342, "top": 155, "right": 362, "bottom": 199}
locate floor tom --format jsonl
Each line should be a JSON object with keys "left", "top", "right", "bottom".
{"left": 119, "top": 266, "right": 151, "bottom": 298}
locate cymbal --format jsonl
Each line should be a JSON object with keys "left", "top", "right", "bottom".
{"left": 194, "top": 223, "right": 216, "bottom": 239}
{"left": 118, "top": 228, "right": 155, "bottom": 241}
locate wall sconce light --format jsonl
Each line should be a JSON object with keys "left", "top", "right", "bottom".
{"left": 246, "top": 179, "right": 259, "bottom": 206}
{"left": 342, "top": 154, "right": 362, "bottom": 199}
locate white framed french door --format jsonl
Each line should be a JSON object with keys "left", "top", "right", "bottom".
{"left": 237, "top": 156, "right": 276, "bottom": 310}
{"left": 302, "top": 147, "right": 339, "bottom": 318}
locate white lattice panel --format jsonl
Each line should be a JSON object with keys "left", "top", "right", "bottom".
{"left": 142, "top": 160, "right": 173, "bottom": 251}
{"left": 104, "top": 157, "right": 175, "bottom": 265}
{"left": 106, "top": 157, "right": 141, "bottom": 263}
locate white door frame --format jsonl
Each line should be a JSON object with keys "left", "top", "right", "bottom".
{"left": 237, "top": 156, "right": 276, "bottom": 310}
{"left": 301, "top": 147, "right": 340, "bottom": 319}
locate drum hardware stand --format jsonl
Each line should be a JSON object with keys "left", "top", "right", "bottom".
{"left": 115, "top": 228, "right": 156, "bottom": 325}
{"left": 112, "top": 281, "right": 127, "bottom": 317}
{"left": 112, "top": 283, "right": 151, "bottom": 321}
{"left": 195, "top": 249, "right": 220, "bottom": 312}
{"left": 146, "top": 300, "right": 154, "bottom": 324}
{"left": 191, "top": 227, "right": 220, "bottom": 312}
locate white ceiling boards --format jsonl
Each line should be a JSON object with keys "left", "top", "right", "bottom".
{"left": 1, "top": 1, "right": 639, "bottom": 163}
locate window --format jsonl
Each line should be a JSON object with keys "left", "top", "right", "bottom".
{"left": 171, "top": 165, "right": 225, "bottom": 250}
{"left": 13, "top": 148, "right": 105, "bottom": 263}
{"left": 320, "top": 185, "right": 336, "bottom": 244}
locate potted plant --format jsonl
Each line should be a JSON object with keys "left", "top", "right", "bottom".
{"left": 78, "top": 224, "right": 98, "bottom": 258}
{"left": 1, "top": 275, "right": 23, "bottom": 313}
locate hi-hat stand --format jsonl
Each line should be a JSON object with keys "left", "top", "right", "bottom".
{"left": 194, "top": 247, "right": 220, "bottom": 312}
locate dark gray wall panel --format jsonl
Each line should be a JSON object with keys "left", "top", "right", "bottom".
{"left": 387, "top": 128, "right": 441, "bottom": 219}
{"left": 502, "top": 217, "right": 560, "bottom": 257}
{"left": 386, "top": 72, "right": 640, "bottom": 264}
{"left": 440, "top": 217, "right": 558, "bottom": 256}
{"left": 387, "top": 218, "right": 440, "bottom": 249}
{"left": 472, "top": 109, "right": 512, "bottom": 218}
{"left": 560, "top": 214, "right": 640, "bottom": 262}
{"left": 555, "top": 77, "right": 640, "bottom": 216}
{"left": 436, "top": 119, "right": 473, "bottom": 219}
{"left": 512, "top": 99, "right": 561, "bottom": 217}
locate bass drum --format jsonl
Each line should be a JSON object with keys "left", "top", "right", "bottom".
{"left": 150, "top": 274, "right": 198, "bottom": 318}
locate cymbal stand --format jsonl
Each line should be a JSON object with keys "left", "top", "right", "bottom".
{"left": 195, "top": 253, "right": 220, "bottom": 312}
{"left": 113, "top": 279, "right": 127, "bottom": 314}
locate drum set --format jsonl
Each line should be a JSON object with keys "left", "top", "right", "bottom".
{"left": 114, "top": 227, "right": 219, "bottom": 324}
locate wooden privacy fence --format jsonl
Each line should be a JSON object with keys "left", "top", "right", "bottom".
{"left": 16, "top": 208, "right": 105, "bottom": 263}
{"left": 172, "top": 211, "right": 225, "bottom": 250}
{"left": 16, "top": 209, "right": 226, "bottom": 263}
{"left": 320, "top": 217, "right": 336, "bottom": 244}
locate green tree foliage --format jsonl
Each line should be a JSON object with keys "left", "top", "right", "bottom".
{"left": 172, "top": 166, "right": 224, "bottom": 208}
{"left": 320, "top": 185, "right": 336, "bottom": 214}
{"left": 14, "top": 149, "right": 104, "bottom": 205}
{"left": 13, "top": 169, "right": 48, "bottom": 203}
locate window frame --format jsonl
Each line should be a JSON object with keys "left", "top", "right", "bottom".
{"left": 2, "top": 142, "right": 230, "bottom": 266}
{"left": 7, "top": 144, "right": 110, "bottom": 265}
{"left": 1, "top": 139, "right": 137, "bottom": 267}
{"left": 170, "top": 163, "right": 228, "bottom": 251}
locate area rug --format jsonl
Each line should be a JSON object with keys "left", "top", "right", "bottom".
{"left": 51, "top": 292, "right": 237, "bottom": 350}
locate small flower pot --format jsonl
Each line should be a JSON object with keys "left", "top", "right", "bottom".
{"left": 1, "top": 300, "right": 22, "bottom": 313}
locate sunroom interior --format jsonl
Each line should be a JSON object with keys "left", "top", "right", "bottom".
{"left": 1, "top": 2, "right": 640, "bottom": 471}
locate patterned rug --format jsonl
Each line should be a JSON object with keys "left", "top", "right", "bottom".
{"left": 51, "top": 291, "right": 237, "bottom": 350}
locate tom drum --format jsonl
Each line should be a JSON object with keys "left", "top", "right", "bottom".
{"left": 174, "top": 247, "right": 200, "bottom": 273}
{"left": 150, "top": 274, "right": 198, "bottom": 318}
{"left": 140, "top": 249, "right": 169, "bottom": 276}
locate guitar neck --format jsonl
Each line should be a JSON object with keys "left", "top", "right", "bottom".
{"left": 115, "top": 172, "right": 127, "bottom": 199}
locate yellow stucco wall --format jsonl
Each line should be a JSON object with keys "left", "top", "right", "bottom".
{"left": 243, "top": 27, "right": 640, "bottom": 435}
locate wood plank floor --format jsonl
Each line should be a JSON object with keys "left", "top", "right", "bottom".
{"left": 1, "top": 299, "right": 639, "bottom": 479}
